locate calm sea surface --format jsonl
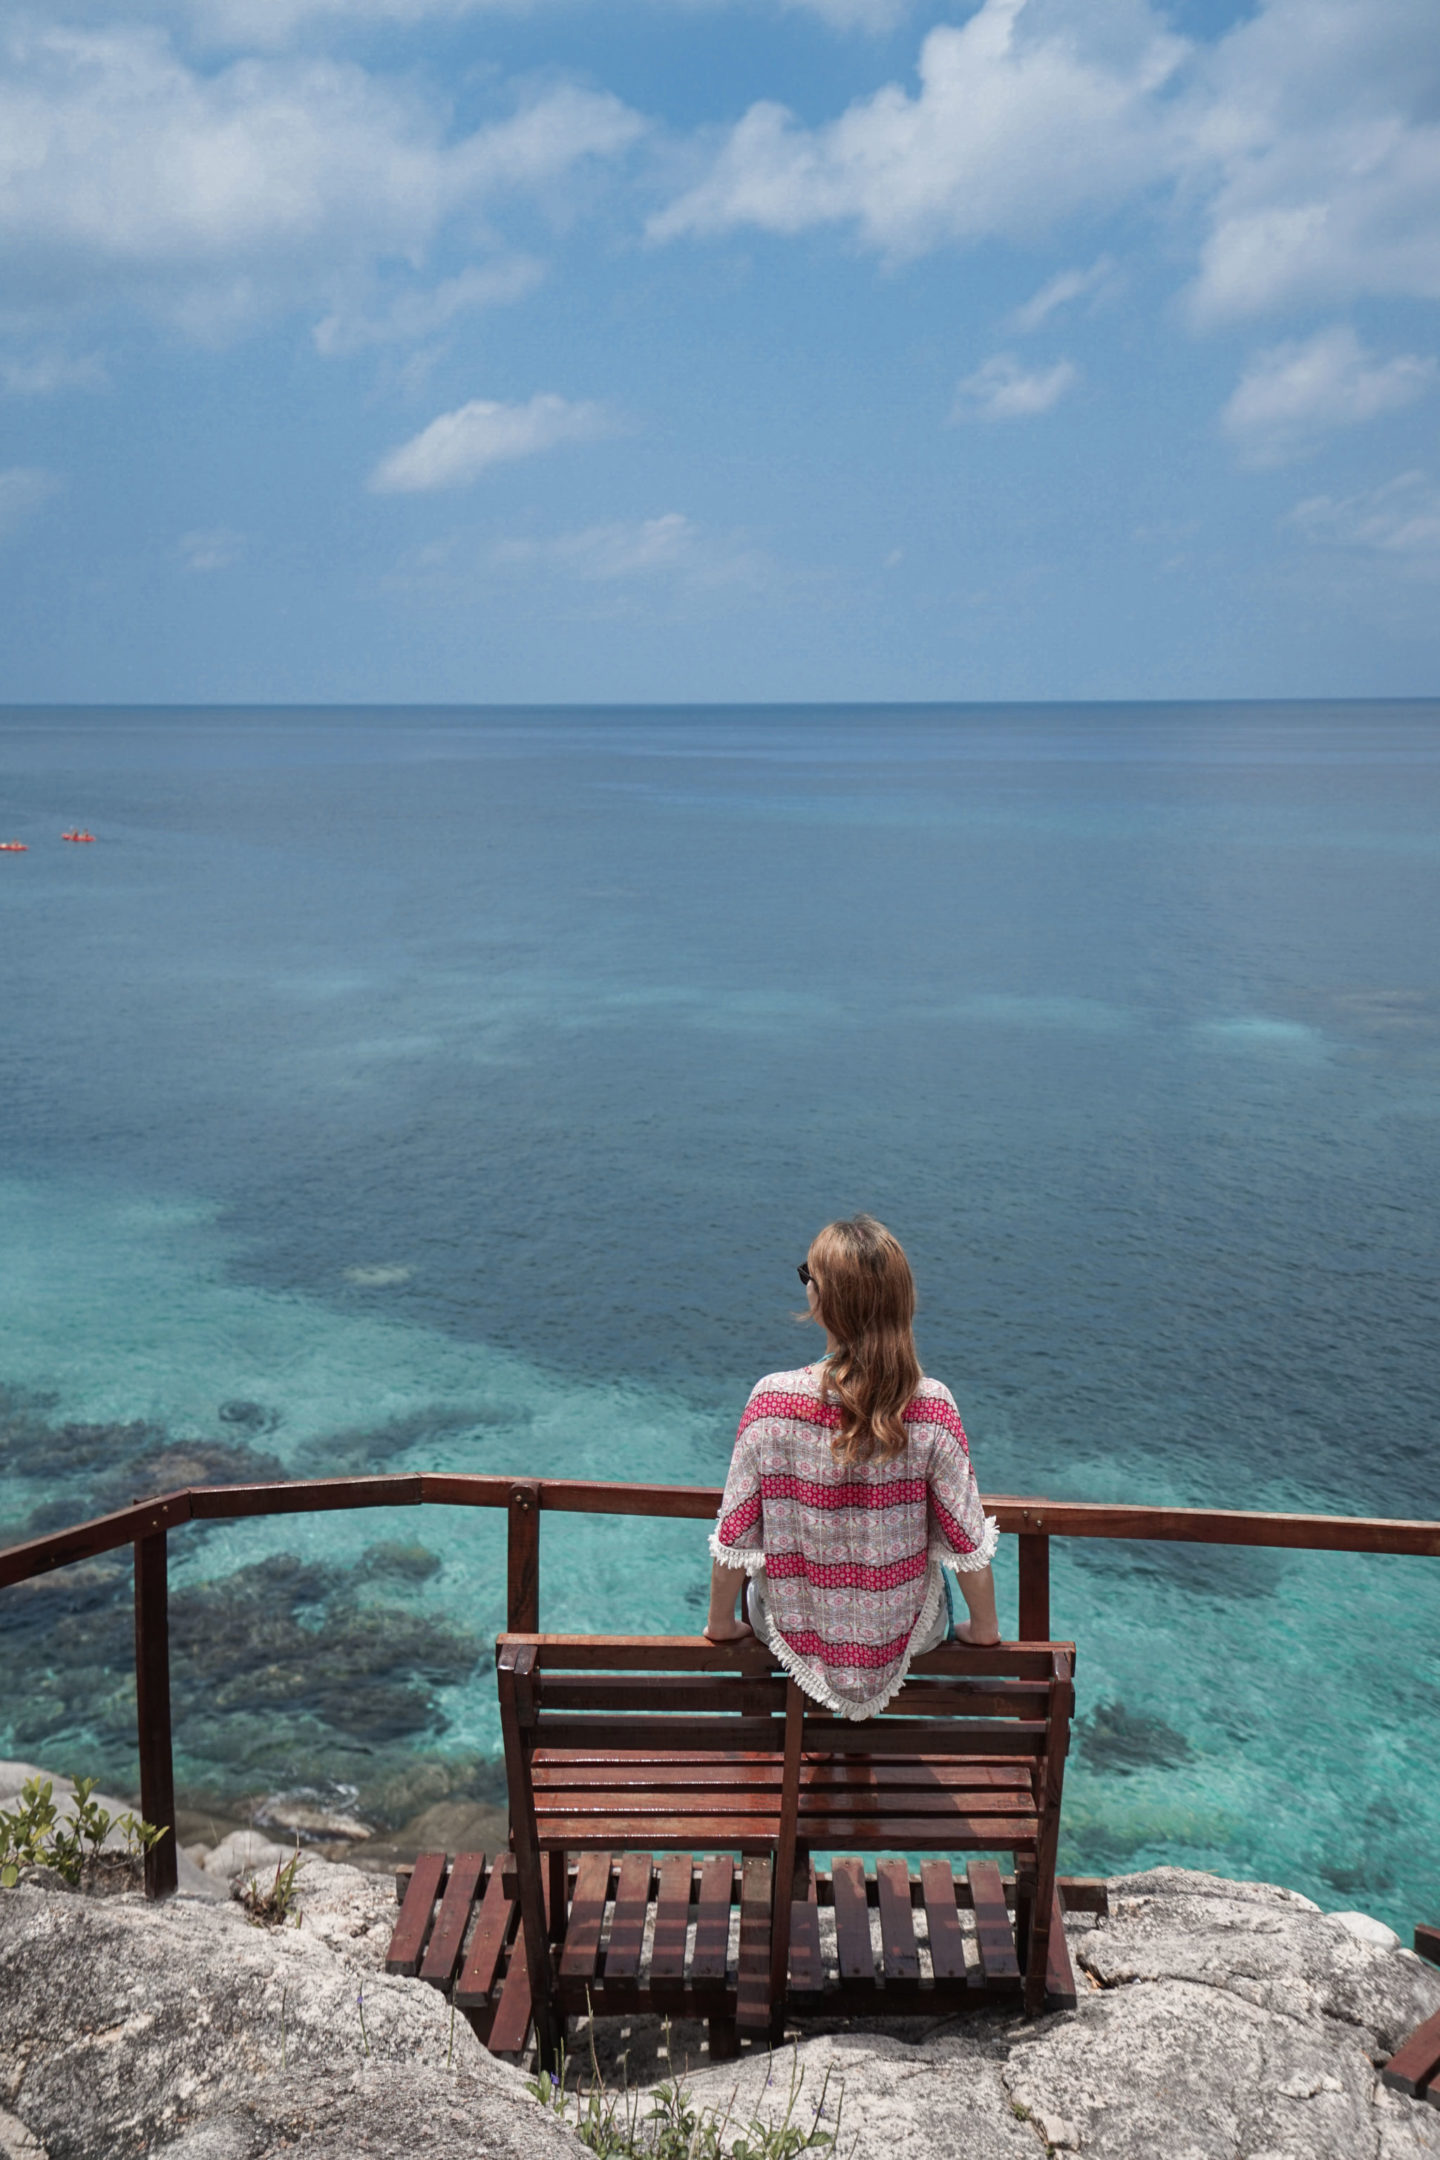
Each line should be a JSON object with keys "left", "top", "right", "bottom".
{"left": 1, "top": 704, "right": 1437, "bottom": 1921}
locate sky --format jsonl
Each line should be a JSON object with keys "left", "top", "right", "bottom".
{"left": 1, "top": 0, "right": 1438, "bottom": 702}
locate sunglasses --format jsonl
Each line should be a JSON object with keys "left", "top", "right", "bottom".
{"left": 797, "top": 1263, "right": 814, "bottom": 1287}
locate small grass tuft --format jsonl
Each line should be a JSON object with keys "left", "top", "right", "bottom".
{"left": 529, "top": 2021, "right": 853, "bottom": 2160}
{"left": 237, "top": 1838, "right": 304, "bottom": 1928}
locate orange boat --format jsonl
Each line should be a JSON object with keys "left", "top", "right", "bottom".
{"left": 61, "top": 830, "right": 96, "bottom": 843}
{"left": 0, "top": 840, "right": 27, "bottom": 852}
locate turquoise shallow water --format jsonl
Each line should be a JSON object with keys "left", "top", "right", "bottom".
{"left": 1, "top": 703, "right": 1438, "bottom": 1923}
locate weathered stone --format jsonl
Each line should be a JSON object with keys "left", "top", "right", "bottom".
{"left": 665, "top": 1870, "right": 1440, "bottom": 2160}
{"left": 0, "top": 1866, "right": 579, "bottom": 2160}
{"left": 200, "top": 1833, "right": 292, "bottom": 1886}
{"left": 6, "top": 1847, "right": 1440, "bottom": 2159}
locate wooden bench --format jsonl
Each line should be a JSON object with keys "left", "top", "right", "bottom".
{"left": 495, "top": 1632, "right": 1080, "bottom": 2068}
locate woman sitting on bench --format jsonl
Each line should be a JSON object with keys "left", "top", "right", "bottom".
{"left": 705, "top": 1213, "right": 1001, "bottom": 1718}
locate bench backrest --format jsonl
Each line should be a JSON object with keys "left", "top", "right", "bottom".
{"left": 498, "top": 1634, "right": 1072, "bottom": 1749}
{"left": 497, "top": 1633, "right": 1076, "bottom": 2029}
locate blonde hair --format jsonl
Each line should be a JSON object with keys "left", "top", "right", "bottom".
{"left": 808, "top": 1215, "right": 922, "bottom": 1467}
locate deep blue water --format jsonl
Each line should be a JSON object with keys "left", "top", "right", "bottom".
{"left": 2, "top": 704, "right": 1438, "bottom": 1922}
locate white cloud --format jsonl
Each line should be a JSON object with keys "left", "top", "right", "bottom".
{"left": 313, "top": 259, "right": 544, "bottom": 356}
{"left": 1186, "top": 0, "right": 1440, "bottom": 323}
{"left": 650, "top": 0, "right": 1440, "bottom": 332}
{"left": 650, "top": 0, "right": 1188, "bottom": 258}
{"left": 1285, "top": 470, "right": 1440, "bottom": 563}
{"left": 1221, "top": 324, "right": 1436, "bottom": 464}
{"left": 1010, "top": 255, "right": 1119, "bottom": 332}
{"left": 370, "top": 392, "right": 611, "bottom": 492}
{"left": 179, "top": 524, "right": 245, "bottom": 570}
{"left": 0, "top": 24, "right": 643, "bottom": 338}
{"left": 494, "top": 512, "right": 697, "bottom": 578}
{"left": 84, "top": 0, "right": 912, "bottom": 43}
{"left": 0, "top": 350, "right": 107, "bottom": 395}
{"left": 0, "top": 465, "right": 60, "bottom": 540}
{"left": 488, "top": 511, "right": 768, "bottom": 591}
{"left": 952, "top": 353, "right": 1076, "bottom": 421}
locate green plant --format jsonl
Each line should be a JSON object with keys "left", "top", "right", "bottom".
{"left": 237, "top": 1838, "right": 304, "bottom": 1928}
{"left": 527, "top": 2023, "right": 850, "bottom": 2160}
{"left": 0, "top": 1776, "right": 167, "bottom": 1890}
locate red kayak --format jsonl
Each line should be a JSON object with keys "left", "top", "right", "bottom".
{"left": 62, "top": 830, "right": 96, "bottom": 842}
{"left": 0, "top": 840, "right": 27, "bottom": 852}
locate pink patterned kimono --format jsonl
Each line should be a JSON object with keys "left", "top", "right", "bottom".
{"left": 709, "top": 1362, "right": 998, "bottom": 1719}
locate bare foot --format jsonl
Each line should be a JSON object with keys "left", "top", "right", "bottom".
{"left": 703, "top": 1620, "right": 756, "bottom": 1643}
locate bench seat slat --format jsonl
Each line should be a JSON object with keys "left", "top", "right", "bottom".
{"left": 736, "top": 1855, "right": 774, "bottom": 2033}
{"left": 832, "top": 1860, "right": 874, "bottom": 1981}
{"left": 536, "top": 1789, "right": 1030, "bottom": 1821}
{"left": 877, "top": 1858, "right": 920, "bottom": 1980}
{"left": 385, "top": 1851, "right": 447, "bottom": 1976}
{"left": 690, "top": 1855, "right": 735, "bottom": 1982}
{"left": 534, "top": 1811, "right": 1038, "bottom": 1850}
{"left": 559, "top": 1851, "right": 612, "bottom": 1982}
{"left": 650, "top": 1852, "right": 694, "bottom": 2005}
{"left": 532, "top": 1759, "right": 1034, "bottom": 1792}
{"left": 1381, "top": 2007, "right": 1440, "bottom": 2097}
{"left": 920, "top": 1860, "right": 968, "bottom": 1980}
{"left": 419, "top": 1852, "right": 487, "bottom": 1989}
{"left": 969, "top": 1860, "right": 1021, "bottom": 1987}
{"left": 454, "top": 1858, "right": 518, "bottom": 2008}
{"left": 603, "top": 1853, "right": 653, "bottom": 1980}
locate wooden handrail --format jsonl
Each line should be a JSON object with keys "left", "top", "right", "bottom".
{"left": 4, "top": 1469, "right": 1437, "bottom": 1900}
{"left": 4, "top": 1474, "right": 1440, "bottom": 1592}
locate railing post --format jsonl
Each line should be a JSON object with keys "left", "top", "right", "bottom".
{"left": 507, "top": 1481, "right": 540, "bottom": 1632}
{"left": 133, "top": 1532, "right": 178, "bottom": 1898}
{"left": 1017, "top": 1531, "right": 1051, "bottom": 1642}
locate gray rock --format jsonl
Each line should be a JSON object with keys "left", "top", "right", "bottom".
{"left": 6, "top": 1848, "right": 1440, "bottom": 2160}
{"left": 202, "top": 1833, "right": 292, "bottom": 1886}
{"left": 1330, "top": 1910, "right": 1404, "bottom": 1952}
{"left": 0, "top": 1869, "right": 579, "bottom": 2160}
{"left": 664, "top": 1869, "right": 1440, "bottom": 2160}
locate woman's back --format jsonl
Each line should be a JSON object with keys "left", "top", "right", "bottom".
{"left": 711, "top": 1357, "right": 997, "bottom": 1717}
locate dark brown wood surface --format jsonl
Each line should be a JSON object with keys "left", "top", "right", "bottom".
{"left": 920, "top": 1860, "right": 967, "bottom": 1980}
{"left": 386, "top": 1851, "right": 447, "bottom": 1976}
{"left": 507, "top": 1483, "right": 540, "bottom": 1634}
{"left": 1044, "top": 1890, "right": 1077, "bottom": 2010}
{"left": 876, "top": 1858, "right": 919, "bottom": 1979}
{"left": 603, "top": 1854, "right": 653, "bottom": 1980}
{"left": 650, "top": 1852, "right": 694, "bottom": 2005}
{"left": 691, "top": 1856, "right": 735, "bottom": 1983}
{"left": 1017, "top": 1532, "right": 1051, "bottom": 1641}
{"left": 559, "top": 1851, "right": 612, "bottom": 1981}
{"left": 133, "top": 1532, "right": 178, "bottom": 1899}
{"left": 455, "top": 1859, "right": 519, "bottom": 2006}
{"left": 736, "top": 1853, "right": 774, "bottom": 2032}
{"left": 1416, "top": 1925, "right": 1440, "bottom": 1970}
{"left": 789, "top": 1857, "right": 824, "bottom": 1994}
{"left": 968, "top": 1860, "right": 1020, "bottom": 1987}
{"left": 831, "top": 1860, "right": 875, "bottom": 1982}
{"left": 419, "top": 1852, "right": 487, "bottom": 1989}
{"left": 1381, "top": 2006, "right": 1440, "bottom": 2097}
{"left": 537, "top": 1677, "right": 788, "bottom": 1716}
{"left": 486, "top": 1925, "right": 534, "bottom": 2057}
{"left": 7, "top": 1478, "right": 1440, "bottom": 1597}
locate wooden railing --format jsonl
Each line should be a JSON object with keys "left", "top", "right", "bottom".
{"left": 3, "top": 1470, "right": 1439, "bottom": 1898}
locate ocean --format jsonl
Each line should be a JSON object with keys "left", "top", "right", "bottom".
{"left": 1, "top": 703, "right": 1437, "bottom": 1924}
